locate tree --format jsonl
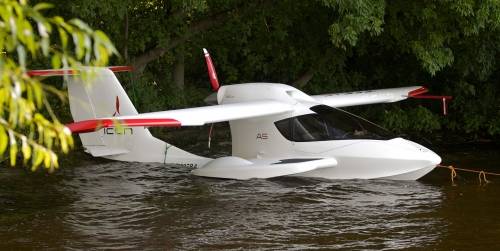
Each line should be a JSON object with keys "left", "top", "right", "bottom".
{"left": 0, "top": 0, "right": 116, "bottom": 171}
{"left": 30, "top": 0, "right": 500, "bottom": 140}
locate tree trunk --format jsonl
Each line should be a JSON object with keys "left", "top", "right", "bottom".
{"left": 123, "top": 10, "right": 129, "bottom": 63}
{"left": 292, "top": 68, "right": 316, "bottom": 88}
{"left": 292, "top": 49, "right": 335, "bottom": 88}
{"left": 173, "top": 48, "right": 185, "bottom": 90}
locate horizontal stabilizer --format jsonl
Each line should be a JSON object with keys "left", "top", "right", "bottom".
{"left": 192, "top": 157, "right": 338, "bottom": 180}
{"left": 27, "top": 66, "right": 133, "bottom": 77}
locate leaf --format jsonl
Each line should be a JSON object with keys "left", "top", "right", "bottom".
{"left": 40, "top": 37, "right": 49, "bottom": 56}
{"left": 32, "top": 82, "right": 43, "bottom": 108}
{"left": 43, "top": 149, "right": 51, "bottom": 168}
{"left": 0, "top": 126, "right": 7, "bottom": 154}
{"left": 58, "top": 27, "right": 68, "bottom": 49}
{"left": 51, "top": 53, "right": 61, "bottom": 69}
{"left": 69, "top": 18, "right": 92, "bottom": 32}
{"left": 32, "top": 146, "right": 44, "bottom": 170}
{"left": 51, "top": 152, "right": 58, "bottom": 168}
{"left": 8, "top": 130, "right": 17, "bottom": 166}
{"left": 16, "top": 45, "right": 26, "bottom": 69}
{"left": 21, "top": 136, "right": 31, "bottom": 163}
{"left": 72, "top": 32, "right": 85, "bottom": 59}
{"left": 33, "top": 3, "right": 54, "bottom": 12}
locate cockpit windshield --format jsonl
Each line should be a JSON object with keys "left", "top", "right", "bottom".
{"left": 274, "top": 105, "right": 394, "bottom": 142}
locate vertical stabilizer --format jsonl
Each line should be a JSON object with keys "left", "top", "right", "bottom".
{"left": 66, "top": 68, "right": 209, "bottom": 165}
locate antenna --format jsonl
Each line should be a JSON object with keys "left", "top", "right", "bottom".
{"left": 203, "top": 48, "right": 220, "bottom": 91}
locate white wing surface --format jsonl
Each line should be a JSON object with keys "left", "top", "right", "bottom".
{"left": 312, "top": 86, "right": 426, "bottom": 108}
{"left": 67, "top": 100, "right": 293, "bottom": 133}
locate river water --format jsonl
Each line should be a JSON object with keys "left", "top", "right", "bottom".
{"left": 1, "top": 146, "right": 499, "bottom": 250}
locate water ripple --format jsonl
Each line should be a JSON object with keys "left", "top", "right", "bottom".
{"left": 2, "top": 149, "right": 500, "bottom": 250}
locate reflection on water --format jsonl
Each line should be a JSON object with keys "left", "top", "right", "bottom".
{"left": 0, "top": 148, "right": 499, "bottom": 250}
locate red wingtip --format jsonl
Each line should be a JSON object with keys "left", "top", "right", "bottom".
{"left": 408, "top": 86, "right": 453, "bottom": 115}
{"left": 203, "top": 48, "right": 220, "bottom": 91}
{"left": 408, "top": 87, "right": 429, "bottom": 97}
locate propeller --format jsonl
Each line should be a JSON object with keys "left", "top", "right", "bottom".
{"left": 202, "top": 48, "right": 220, "bottom": 148}
{"left": 203, "top": 48, "right": 220, "bottom": 92}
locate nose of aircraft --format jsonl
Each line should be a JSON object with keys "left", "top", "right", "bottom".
{"left": 387, "top": 138, "right": 441, "bottom": 165}
{"left": 427, "top": 150, "right": 442, "bottom": 165}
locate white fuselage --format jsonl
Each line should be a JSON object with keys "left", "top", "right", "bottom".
{"left": 70, "top": 76, "right": 441, "bottom": 180}
{"left": 218, "top": 83, "right": 441, "bottom": 180}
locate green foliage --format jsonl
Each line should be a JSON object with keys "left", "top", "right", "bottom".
{"left": 444, "top": 80, "right": 500, "bottom": 137}
{"left": 0, "top": 0, "right": 116, "bottom": 170}
{"left": 320, "top": 0, "right": 385, "bottom": 48}
{"left": 382, "top": 106, "right": 441, "bottom": 134}
{"left": 29, "top": 0, "right": 500, "bottom": 143}
{"left": 125, "top": 75, "right": 209, "bottom": 112}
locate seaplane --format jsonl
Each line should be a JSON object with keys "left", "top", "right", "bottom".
{"left": 28, "top": 49, "right": 451, "bottom": 180}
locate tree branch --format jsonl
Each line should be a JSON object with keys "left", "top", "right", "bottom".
{"left": 131, "top": 12, "right": 230, "bottom": 73}
{"left": 292, "top": 49, "right": 335, "bottom": 88}
{"left": 131, "top": 0, "right": 273, "bottom": 73}
{"left": 292, "top": 68, "right": 316, "bottom": 88}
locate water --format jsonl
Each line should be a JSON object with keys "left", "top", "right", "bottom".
{"left": 1, "top": 147, "right": 499, "bottom": 250}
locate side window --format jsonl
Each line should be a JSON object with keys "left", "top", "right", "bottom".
{"left": 293, "top": 115, "right": 329, "bottom": 142}
{"left": 275, "top": 106, "right": 393, "bottom": 141}
{"left": 275, "top": 118, "right": 292, "bottom": 141}
{"left": 275, "top": 114, "right": 331, "bottom": 142}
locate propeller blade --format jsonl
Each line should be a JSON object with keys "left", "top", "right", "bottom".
{"left": 203, "top": 48, "right": 220, "bottom": 91}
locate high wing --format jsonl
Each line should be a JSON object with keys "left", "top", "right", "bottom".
{"left": 312, "top": 86, "right": 427, "bottom": 108}
{"left": 66, "top": 100, "right": 293, "bottom": 134}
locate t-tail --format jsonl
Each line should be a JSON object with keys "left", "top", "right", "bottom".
{"left": 28, "top": 67, "right": 209, "bottom": 166}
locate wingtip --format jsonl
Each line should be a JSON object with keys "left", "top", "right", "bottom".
{"left": 408, "top": 86, "right": 429, "bottom": 97}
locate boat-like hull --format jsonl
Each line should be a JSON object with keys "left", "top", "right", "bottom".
{"left": 291, "top": 138, "right": 441, "bottom": 180}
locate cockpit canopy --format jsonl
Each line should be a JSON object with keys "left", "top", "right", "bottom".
{"left": 275, "top": 105, "right": 393, "bottom": 142}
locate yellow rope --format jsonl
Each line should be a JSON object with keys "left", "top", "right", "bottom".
{"left": 479, "top": 171, "right": 490, "bottom": 185}
{"left": 449, "top": 165, "right": 457, "bottom": 185}
{"left": 437, "top": 164, "right": 499, "bottom": 185}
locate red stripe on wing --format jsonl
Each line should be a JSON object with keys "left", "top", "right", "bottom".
{"left": 108, "top": 65, "right": 134, "bottom": 72}
{"left": 28, "top": 69, "right": 78, "bottom": 76}
{"left": 66, "top": 118, "right": 181, "bottom": 134}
